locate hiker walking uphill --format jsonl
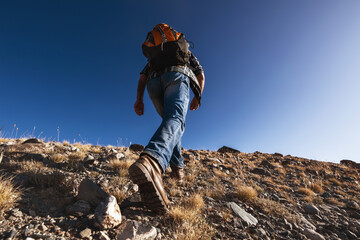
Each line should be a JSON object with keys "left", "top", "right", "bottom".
{"left": 129, "top": 23, "right": 205, "bottom": 212}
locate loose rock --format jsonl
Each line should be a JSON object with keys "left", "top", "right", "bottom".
{"left": 77, "top": 178, "right": 109, "bottom": 207}
{"left": 227, "top": 202, "right": 258, "bottom": 226}
{"left": 304, "top": 228, "right": 325, "bottom": 240}
{"left": 94, "top": 195, "right": 122, "bottom": 229}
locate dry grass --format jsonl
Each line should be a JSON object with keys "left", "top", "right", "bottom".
{"left": 325, "top": 198, "right": 346, "bottom": 207}
{"left": 309, "top": 182, "right": 324, "bottom": 194}
{"left": 0, "top": 138, "right": 13, "bottom": 143}
{"left": 253, "top": 198, "right": 300, "bottom": 223}
{"left": 50, "top": 153, "right": 67, "bottom": 163}
{"left": 297, "top": 187, "right": 315, "bottom": 197}
{"left": 68, "top": 152, "right": 86, "bottom": 161}
{"left": 0, "top": 175, "right": 22, "bottom": 214}
{"left": 236, "top": 185, "right": 258, "bottom": 202}
{"left": 166, "top": 193, "right": 214, "bottom": 239}
{"left": 109, "top": 158, "right": 134, "bottom": 171}
{"left": 73, "top": 143, "right": 92, "bottom": 152}
{"left": 328, "top": 178, "right": 343, "bottom": 187}
{"left": 213, "top": 169, "right": 228, "bottom": 178}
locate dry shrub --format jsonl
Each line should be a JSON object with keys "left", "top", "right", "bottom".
{"left": 166, "top": 193, "right": 214, "bottom": 239}
{"left": 68, "top": 152, "right": 86, "bottom": 161}
{"left": 253, "top": 198, "right": 299, "bottom": 223}
{"left": 297, "top": 187, "right": 314, "bottom": 196}
{"left": 0, "top": 175, "right": 21, "bottom": 213}
{"left": 109, "top": 158, "right": 134, "bottom": 171}
{"left": 62, "top": 140, "right": 71, "bottom": 146}
{"left": 183, "top": 193, "right": 204, "bottom": 211}
{"left": 236, "top": 185, "right": 257, "bottom": 202}
{"left": 50, "top": 154, "right": 67, "bottom": 163}
{"left": 309, "top": 182, "right": 324, "bottom": 194}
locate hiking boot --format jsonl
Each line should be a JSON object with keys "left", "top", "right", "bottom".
{"left": 170, "top": 165, "right": 184, "bottom": 182}
{"left": 128, "top": 154, "right": 169, "bottom": 212}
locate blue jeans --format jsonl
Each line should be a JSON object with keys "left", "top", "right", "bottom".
{"left": 141, "top": 72, "right": 190, "bottom": 172}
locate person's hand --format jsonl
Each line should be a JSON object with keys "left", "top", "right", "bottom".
{"left": 134, "top": 100, "right": 144, "bottom": 116}
{"left": 190, "top": 97, "right": 200, "bottom": 111}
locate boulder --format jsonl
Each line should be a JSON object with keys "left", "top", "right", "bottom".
{"left": 218, "top": 146, "right": 240, "bottom": 154}
{"left": 66, "top": 200, "right": 91, "bottom": 217}
{"left": 94, "top": 196, "right": 122, "bottom": 229}
{"left": 250, "top": 167, "right": 271, "bottom": 176}
{"left": 22, "top": 138, "right": 42, "bottom": 144}
{"left": 77, "top": 178, "right": 109, "bottom": 207}
{"left": 116, "top": 220, "right": 157, "bottom": 240}
{"left": 303, "top": 204, "right": 320, "bottom": 215}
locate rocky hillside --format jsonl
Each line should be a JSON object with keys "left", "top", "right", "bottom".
{"left": 0, "top": 138, "right": 359, "bottom": 240}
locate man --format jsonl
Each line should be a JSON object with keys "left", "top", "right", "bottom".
{"left": 129, "top": 23, "right": 205, "bottom": 212}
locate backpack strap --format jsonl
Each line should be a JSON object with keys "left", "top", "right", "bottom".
{"left": 157, "top": 26, "right": 167, "bottom": 51}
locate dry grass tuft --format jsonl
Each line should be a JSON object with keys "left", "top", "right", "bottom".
{"left": 213, "top": 169, "right": 228, "bottom": 178}
{"left": 297, "top": 187, "right": 314, "bottom": 196}
{"left": 109, "top": 158, "right": 134, "bottom": 171}
{"left": 183, "top": 193, "right": 205, "bottom": 211}
{"left": 68, "top": 152, "right": 86, "bottom": 161}
{"left": 0, "top": 175, "right": 21, "bottom": 214}
{"left": 50, "top": 153, "right": 67, "bottom": 163}
{"left": 309, "top": 182, "right": 324, "bottom": 194}
{"left": 166, "top": 193, "right": 214, "bottom": 239}
{"left": 236, "top": 185, "right": 258, "bottom": 202}
{"left": 328, "top": 178, "right": 343, "bottom": 187}
{"left": 325, "top": 198, "right": 346, "bottom": 207}
{"left": 253, "top": 198, "right": 299, "bottom": 223}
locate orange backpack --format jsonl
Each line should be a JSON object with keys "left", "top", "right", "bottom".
{"left": 142, "top": 23, "right": 190, "bottom": 71}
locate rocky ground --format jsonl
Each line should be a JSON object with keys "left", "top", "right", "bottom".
{"left": 0, "top": 138, "right": 359, "bottom": 240}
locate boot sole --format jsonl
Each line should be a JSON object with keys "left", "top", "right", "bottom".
{"left": 129, "top": 162, "right": 168, "bottom": 212}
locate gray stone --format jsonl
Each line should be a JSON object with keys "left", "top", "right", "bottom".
{"left": 95, "top": 195, "right": 122, "bottom": 229}
{"left": 227, "top": 202, "right": 258, "bottom": 226}
{"left": 80, "top": 228, "right": 92, "bottom": 238}
{"left": 116, "top": 220, "right": 157, "bottom": 240}
{"left": 250, "top": 167, "right": 271, "bottom": 176}
{"left": 346, "top": 200, "right": 359, "bottom": 210}
{"left": 22, "top": 138, "right": 42, "bottom": 144}
{"left": 66, "top": 200, "right": 91, "bottom": 217}
{"left": 303, "top": 204, "right": 320, "bottom": 215}
{"left": 29, "top": 210, "right": 36, "bottom": 217}
{"left": 11, "top": 208, "right": 23, "bottom": 217}
{"left": 218, "top": 146, "right": 240, "bottom": 153}
{"left": 304, "top": 228, "right": 325, "bottom": 240}
{"left": 301, "top": 215, "right": 316, "bottom": 230}
{"left": 77, "top": 178, "right": 109, "bottom": 207}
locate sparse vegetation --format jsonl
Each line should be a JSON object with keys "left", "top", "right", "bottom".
{"left": 50, "top": 153, "right": 67, "bottom": 163}
{"left": 166, "top": 193, "right": 214, "bottom": 239}
{"left": 236, "top": 185, "right": 258, "bottom": 202}
{"left": 0, "top": 175, "right": 21, "bottom": 214}
{"left": 0, "top": 138, "right": 359, "bottom": 239}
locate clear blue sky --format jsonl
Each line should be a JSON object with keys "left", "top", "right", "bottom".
{"left": 1, "top": 1, "right": 359, "bottom": 163}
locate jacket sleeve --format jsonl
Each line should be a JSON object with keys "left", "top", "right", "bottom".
{"left": 188, "top": 52, "right": 204, "bottom": 76}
